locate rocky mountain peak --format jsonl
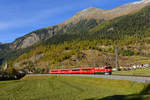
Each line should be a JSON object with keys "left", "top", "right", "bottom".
{"left": 78, "top": 7, "right": 103, "bottom": 13}
{"left": 61, "top": 7, "right": 105, "bottom": 25}
{"left": 109, "top": 0, "right": 150, "bottom": 18}
{"left": 61, "top": 0, "right": 150, "bottom": 25}
{"left": 74, "top": 7, "right": 104, "bottom": 19}
{"left": 132, "top": 0, "right": 150, "bottom": 5}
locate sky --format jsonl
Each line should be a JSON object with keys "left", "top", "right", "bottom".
{"left": 0, "top": 0, "right": 140, "bottom": 43}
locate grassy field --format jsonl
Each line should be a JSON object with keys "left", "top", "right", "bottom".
{"left": 0, "top": 76, "right": 150, "bottom": 100}
{"left": 113, "top": 68, "right": 150, "bottom": 76}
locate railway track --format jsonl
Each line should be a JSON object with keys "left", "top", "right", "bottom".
{"left": 27, "top": 74, "right": 150, "bottom": 83}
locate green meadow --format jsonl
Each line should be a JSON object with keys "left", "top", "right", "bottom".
{"left": 0, "top": 76, "right": 150, "bottom": 100}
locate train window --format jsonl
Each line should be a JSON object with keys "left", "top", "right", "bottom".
{"left": 72, "top": 69, "right": 80, "bottom": 71}
{"left": 82, "top": 69, "right": 91, "bottom": 71}
{"left": 61, "top": 70, "right": 69, "bottom": 72}
{"left": 51, "top": 70, "right": 58, "bottom": 72}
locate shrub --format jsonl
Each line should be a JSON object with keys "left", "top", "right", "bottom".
{"left": 122, "top": 50, "right": 134, "bottom": 56}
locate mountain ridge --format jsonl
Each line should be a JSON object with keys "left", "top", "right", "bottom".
{"left": 8, "top": 0, "right": 150, "bottom": 50}
{"left": 60, "top": 0, "right": 150, "bottom": 25}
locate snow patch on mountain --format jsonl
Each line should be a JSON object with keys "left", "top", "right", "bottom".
{"left": 132, "top": 0, "right": 150, "bottom": 5}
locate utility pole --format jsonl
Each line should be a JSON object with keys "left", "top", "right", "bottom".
{"left": 115, "top": 46, "right": 119, "bottom": 70}
{"left": 94, "top": 50, "right": 96, "bottom": 67}
{"left": 76, "top": 47, "right": 79, "bottom": 68}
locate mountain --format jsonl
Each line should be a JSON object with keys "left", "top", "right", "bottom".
{"left": 1, "top": 0, "right": 150, "bottom": 68}
{"left": 10, "top": 4, "right": 150, "bottom": 70}
{"left": 8, "top": 0, "right": 150, "bottom": 50}
{"left": 61, "top": 0, "right": 150, "bottom": 25}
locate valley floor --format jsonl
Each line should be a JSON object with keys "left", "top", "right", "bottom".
{"left": 0, "top": 76, "right": 150, "bottom": 100}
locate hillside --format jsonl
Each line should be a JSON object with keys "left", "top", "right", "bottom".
{"left": 9, "top": 5, "right": 150, "bottom": 70}
{"left": 0, "top": 19, "right": 99, "bottom": 66}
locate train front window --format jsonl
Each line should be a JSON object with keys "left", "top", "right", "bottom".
{"left": 105, "top": 67, "right": 112, "bottom": 69}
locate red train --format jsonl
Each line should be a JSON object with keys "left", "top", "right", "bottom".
{"left": 49, "top": 66, "right": 112, "bottom": 75}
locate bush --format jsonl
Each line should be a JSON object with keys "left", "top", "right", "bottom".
{"left": 122, "top": 50, "right": 134, "bottom": 56}
{"left": 6, "top": 67, "right": 18, "bottom": 76}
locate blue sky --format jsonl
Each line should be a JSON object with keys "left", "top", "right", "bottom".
{"left": 0, "top": 0, "right": 140, "bottom": 43}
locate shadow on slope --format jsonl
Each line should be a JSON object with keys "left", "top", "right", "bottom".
{"left": 85, "top": 84, "right": 150, "bottom": 100}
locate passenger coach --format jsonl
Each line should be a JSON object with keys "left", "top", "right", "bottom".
{"left": 49, "top": 66, "right": 112, "bottom": 75}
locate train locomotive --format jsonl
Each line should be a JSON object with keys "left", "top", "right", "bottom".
{"left": 49, "top": 66, "right": 112, "bottom": 75}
